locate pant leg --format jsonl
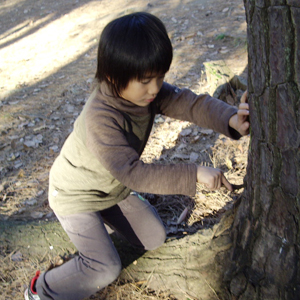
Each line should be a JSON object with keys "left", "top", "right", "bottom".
{"left": 36, "top": 211, "right": 121, "bottom": 300}
{"left": 101, "top": 193, "right": 166, "bottom": 250}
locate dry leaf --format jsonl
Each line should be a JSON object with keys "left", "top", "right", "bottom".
{"left": 177, "top": 207, "right": 189, "bottom": 224}
{"left": 199, "top": 128, "right": 214, "bottom": 135}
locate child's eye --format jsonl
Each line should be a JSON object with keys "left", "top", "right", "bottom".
{"left": 141, "top": 79, "right": 151, "bottom": 84}
{"left": 158, "top": 74, "right": 165, "bottom": 81}
{"left": 140, "top": 74, "right": 165, "bottom": 84}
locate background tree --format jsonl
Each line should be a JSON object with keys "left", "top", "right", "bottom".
{"left": 226, "top": 1, "right": 300, "bottom": 299}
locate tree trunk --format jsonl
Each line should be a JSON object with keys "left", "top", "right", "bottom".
{"left": 225, "top": 1, "right": 300, "bottom": 299}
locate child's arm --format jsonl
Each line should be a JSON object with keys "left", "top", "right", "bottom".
{"left": 228, "top": 91, "right": 250, "bottom": 136}
{"left": 156, "top": 83, "right": 242, "bottom": 140}
{"left": 196, "top": 91, "right": 249, "bottom": 191}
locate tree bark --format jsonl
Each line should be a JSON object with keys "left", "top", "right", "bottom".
{"left": 225, "top": 1, "right": 300, "bottom": 299}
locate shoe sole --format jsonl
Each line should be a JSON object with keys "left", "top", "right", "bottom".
{"left": 24, "top": 288, "right": 29, "bottom": 300}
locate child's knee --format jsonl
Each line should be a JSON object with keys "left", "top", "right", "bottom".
{"left": 144, "top": 223, "right": 166, "bottom": 251}
{"left": 102, "top": 263, "right": 122, "bottom": 285}
{"left": 91, "top": 261, "right": 122, "bottom": 289}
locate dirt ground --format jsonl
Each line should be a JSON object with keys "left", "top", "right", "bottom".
{"left": 0, "top": 0, "right": 248, "bottom": 299}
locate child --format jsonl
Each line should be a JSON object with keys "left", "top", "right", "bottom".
{"left": 25, "top": 12, "right": 249, "bottom": 300}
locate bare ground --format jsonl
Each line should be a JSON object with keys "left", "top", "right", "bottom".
{"left": 0, "top": 0, "right": 248, "bottom": 299}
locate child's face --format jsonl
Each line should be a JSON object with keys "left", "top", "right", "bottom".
{"left": 120, "top": 74, "right": 165, "bottom": 107}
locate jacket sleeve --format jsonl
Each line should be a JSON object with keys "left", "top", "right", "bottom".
{"left": 155, "top": 82, "right": 241, "bottom": 140}
{"left": 85, "top": 105, "right": 198, "bottom": 197}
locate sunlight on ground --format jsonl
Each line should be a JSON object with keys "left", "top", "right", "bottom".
{"left": 0, "top": 0, "right": 159, "bottom": 98}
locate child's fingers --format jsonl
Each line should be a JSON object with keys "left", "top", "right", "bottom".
{"left": 221, "top": 174, "right": 233, "bottom": 192}
{"left": 241, "top": 121, "right": 250, "bottom": 133}
{"left": 240, "top": 90, "right": 248, "bottom": 103}
{"left": 242, "top": 121, "right": 250, "bottom": 129}
{"left": 237, "top": 109, "right": 249, "bottom": 117}
{"left": 239, "top": 103, "right": 249, "bottom": 110}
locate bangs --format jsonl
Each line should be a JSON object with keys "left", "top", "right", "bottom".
{"left": 133, "top": 43, "right": 172, "bottom": 81}
{"left": 126, "top": 24, "right": 172, "bottom": 80}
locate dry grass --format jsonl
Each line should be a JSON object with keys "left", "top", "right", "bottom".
{"left": 90, "top": 279, "right": 178, "bottom": 300}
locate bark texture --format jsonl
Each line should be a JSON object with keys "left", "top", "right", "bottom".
{"left": 226, "top": 1, "right": 300, "bottom": 299}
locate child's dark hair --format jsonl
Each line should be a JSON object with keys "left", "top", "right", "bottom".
{"left": 95, "top": 12, "right": 173, "bottom": 96}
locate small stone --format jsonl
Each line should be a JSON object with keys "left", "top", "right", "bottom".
{"left": 46, "top": 212, "right": 54, "bottom": 218}
{"left": 171, "top": 153, "right": 189, "bottom": 160}
{"left": 220, "top": 49, "right": 229, "bottom": 54}
{"left": 18, "top": 208, "right": 26, "bottom": 214}
{"left": 37, "top": 190, "right": 44, "bottom": 196}
{"left": 199, "top": 128, "right": 214, "bottom": 135}
{"left": 155, "top": 116, "right": 165, "bottom": 123}
{"left": 14, "top": 161, "right": 23, "bottom": 169}
{"left": 25, "top": 198, "right": 37, "bottom": 206}
{"left": 23, "top": 140, "right": 36, "bottom": 148}
{"left": 31, "top": 211, "right": 44, "bottom": 219}
{"left": 35, "top": 134, "right": 43, "bottom": 141}
{"left": 180, "top": 128, "right": 192, "bottom": 136}
{"left": 190, "top": 152, "right": 199, "bottom": 162}
{"left": 9, "top": 100, "right": 19, "bottom": 105}
{"left": 11, "top": 251, "right": 23, "bottom": 261}
{"left": 66, "top": 104, "right": 75, "bottom": 113}
{"left": 49, "top": 145, "right": 59, "bottom": 152}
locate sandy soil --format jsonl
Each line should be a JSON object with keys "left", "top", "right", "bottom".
{"left": 0, "top": 0, "right": 248, "bottom": 299}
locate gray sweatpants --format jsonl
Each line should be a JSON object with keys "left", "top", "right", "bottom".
{"left": 36, "top": 194, "right": 166, "bottom": 300}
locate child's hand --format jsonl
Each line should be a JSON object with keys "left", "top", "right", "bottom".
{"left": 197, "top": 165, "right": 233, "bottom": 191}
{"left": 229, "top": 90, "right": 250, "bottom": 136}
